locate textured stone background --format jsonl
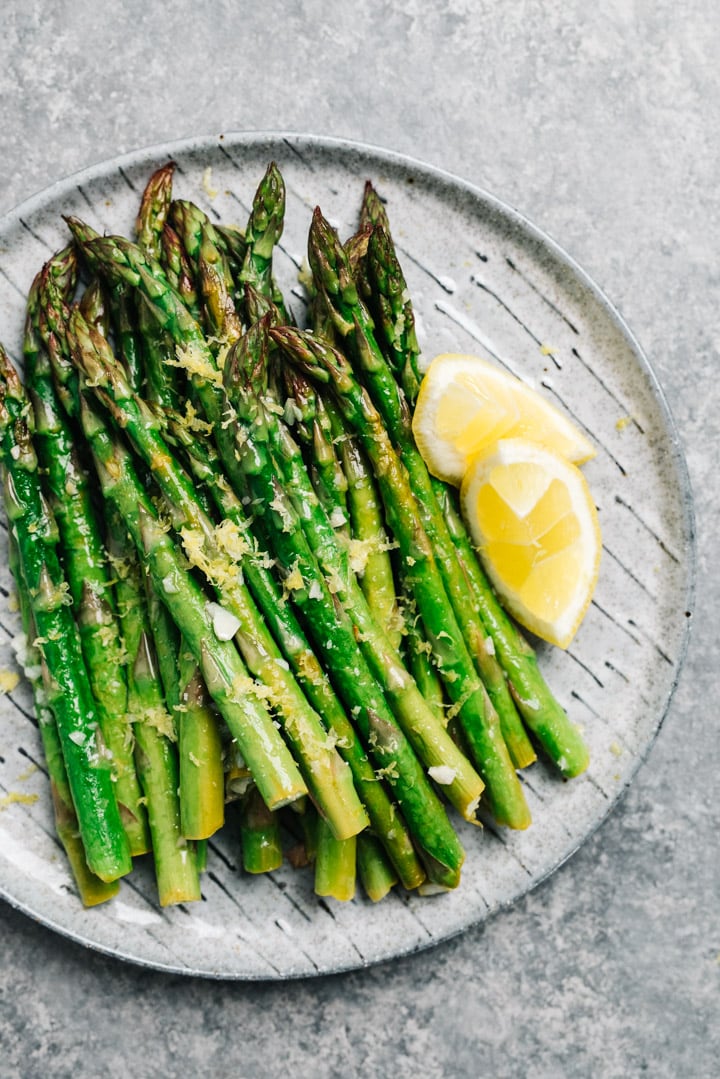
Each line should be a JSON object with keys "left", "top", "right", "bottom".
{"left": 1, "top": 2, "right": 717, "bottom": 1077}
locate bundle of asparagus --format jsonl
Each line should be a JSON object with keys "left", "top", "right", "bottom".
{"left": 0, "top": 160, "right": 589, "bottom": 908}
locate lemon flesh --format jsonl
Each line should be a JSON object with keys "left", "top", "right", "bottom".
{"left": 461, "top": 438, "right": 601, "bottom": 648}
{"left": 413, "top": 352, "right": 596, "bottom": 486}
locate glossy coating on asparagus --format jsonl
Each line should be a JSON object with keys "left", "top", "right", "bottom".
{"left": 8, "top": 535, "right": 119, "bottom": 906}
{"left": 110, "top": 511, "right": 201, "bottom": 906}
{"left": 0, "top": 346, "right": 132, "bottom": 882}
{"left": 30, "top": 256, "right": 151, "bottom": 852}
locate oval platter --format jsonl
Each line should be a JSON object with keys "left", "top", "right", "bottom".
{"left": 0, "top": 132, "right": 695, "bottom": 979}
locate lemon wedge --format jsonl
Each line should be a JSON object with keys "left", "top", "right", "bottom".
{"left": 460, "top": 437, "right": 601, "bottom": 648}
{"left": 413, "top": 352, "right": 596, "bottom": 485}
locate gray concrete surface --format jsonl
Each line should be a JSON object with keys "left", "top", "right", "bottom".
{"left": 0, "top": 2, "right": 717, "bottom": 1076}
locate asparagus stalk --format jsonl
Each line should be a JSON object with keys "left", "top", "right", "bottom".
{"left": 198, "top": 222, "right": 244, "bottom": 343}
{"left": 168, "top": 199, "right": 206, "bottom": 267}
{"left": 30, "top": 257, "right": 151, "bottom": 853}
{"left": 136, "top": 162, "right": 175, "bottom": 261}
{"left": 0, "top": 346, "right": 132, "bottom": 882}
{"left": 282, "top": 366, "right": 351, "bottom": 538}
{"left": 399, "top": 588, "right": 447, "bottom": 725}
{"left": 314, "top": 817, "right": 356, "bottom": 902}
{"left": 110, "top": 509, "right": 201, "bottom": 905}
{"left": 140, "top": 560, "right": 225, "bottom": 842}
{"left": 215, "top": 224, "right": 248, "bottom": 294}
{"left": 360, "top": 188, "right": 423, "bottom": 404}
{"left": 69, "top": 216, "right": 146, "bottom": 392}
{"left": 171, "top": 199, "right": 243, "bottom": 341}
{"left": 239, "top": 786, "right": 283, "bottom": 874}
{"left": 135, "top": 164, "right": 183, "bottom": 411}
{"left": 78, "top": 278, "right": 112, "bottom": 336}
{"left": 160, "top": 223, "right": 203, "bottom": 321}
{"left": 340, "top": 431, "right": 403, "bottom": 651}
{"left": 170, "top": 636, "right": 225, "bottom": 841}
{"left": 8, "top": 535, "right": 119, "bottom": 906}
{"left": 170, "top": 200, "right": 243, "bottom": 336}
{"left": 357, "top": 832, "right": 398, "bottom": 902}
{"left": 238, "top": 162, "right": 291, "bottom": 320}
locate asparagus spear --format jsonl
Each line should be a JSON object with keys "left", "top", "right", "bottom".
{"left": 69, "top": 310, "right": 368, "bottom": 843}
{"left": 135, "top": 168, "right": 186, "bottom": 412}
{"left": 271, "top": 324, "right": 531, "bottom": 830}
{"left": 136, "top": 162, "right": 175, "bottom": 261}
{"left": 238, "top": 162, "right": 291, "bottom": 320}
{"left": 239, "top": 786, "right": 283, "bottom": 874}
{"left": 29, "top": 256, "right": 151, "bottom": 853}
{"left": 214, "top": 224, "right": 248, "bottom": 290}
{"left": 340, "top": 431, "right": 403, "bottom": 651}
{"left": 8, "top": 535, "right": 119, "bottom": 906}
{"left": 141, "top": 561, "right": 225, "bottom": 842}
{"left": 282, "top": 365, "right": 351, "bottom": 538}
{"left": 0, "top": 346, "right": 132, "bottom": 882}
{"left": 357, "top": 832, "right": 397, "bottom": 902}
{"left": 160, "top": 223, "right": 202, "bottom": 321}
{"left": 399, "top": 587, "right": 447, "bottom": 725}
{"left": 69, "top": 216, "right": 146, "bottom": 393}
{"left": 360, "top": 188, "right": 423, "bottom": 404}
{"left": 110, "top": 509, "right": 201, "bottom": 906}
{"left": 170, "top": 200, "right": 242, "bottom": 341}
{"left": 174, "top": 648, "right": 225, "bottom": 841}
{"left": 315, "top": 817, "right": 356, "bottom": 902}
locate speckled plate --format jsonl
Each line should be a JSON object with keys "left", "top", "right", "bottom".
{"left": 0, "top": 133, "right": 694, "bottom": 979}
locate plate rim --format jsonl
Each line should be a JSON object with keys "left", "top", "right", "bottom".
{"left": 0, "top": 130, "right": 697, "bottom": 980}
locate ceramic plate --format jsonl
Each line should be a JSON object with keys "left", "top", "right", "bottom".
{"left": 0, "top": 133, "right": 694, "bottom": 979}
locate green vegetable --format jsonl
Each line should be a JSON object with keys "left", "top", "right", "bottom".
{"left": 0, "top": 346, "right": 132, "bottom": 882}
